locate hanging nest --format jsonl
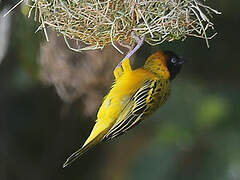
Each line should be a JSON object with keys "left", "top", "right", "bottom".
{"left": 27, "top": 0, "right": 221, "bottom": 51}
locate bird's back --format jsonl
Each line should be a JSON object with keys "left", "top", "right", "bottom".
{"left": 97, "top": 68, "right": 156, "bottom": 125}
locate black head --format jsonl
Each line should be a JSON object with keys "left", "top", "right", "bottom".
{"left": 164, "top": 51, "right": 184, "bottom": 80}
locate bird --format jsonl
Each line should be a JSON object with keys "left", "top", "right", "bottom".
{"left": 63, "top": 50, "right": 184, "bottom": 168}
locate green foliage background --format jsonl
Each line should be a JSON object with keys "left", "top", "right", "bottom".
{"left": 0, "top": 1, "right": 240, "bottom": 180}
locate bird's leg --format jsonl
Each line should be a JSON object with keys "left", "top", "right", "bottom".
{"left": 124, "top": 31, "right": 145, "bottom": 60}
{"left": 114, "top": 32, "right": 145, "bottom": 71}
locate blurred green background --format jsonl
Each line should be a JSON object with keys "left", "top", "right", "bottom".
{"left": 1, "top": 1, "right": 240, "bottom": 180}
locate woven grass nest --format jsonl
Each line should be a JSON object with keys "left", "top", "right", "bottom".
{"left": 28, "top": 0, "right": 221, "bottom": 52}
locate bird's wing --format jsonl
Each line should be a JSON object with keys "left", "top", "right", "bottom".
{"left": 103, "top": 80, "right": 156, "bottom": 141}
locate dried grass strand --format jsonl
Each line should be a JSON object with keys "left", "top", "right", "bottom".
{"left": 5, "top": 0, "right": 221, "bottom": 51}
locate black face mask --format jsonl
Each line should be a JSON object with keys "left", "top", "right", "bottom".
{"left": 164, "top": 51, "right": 184, "bottom": 80}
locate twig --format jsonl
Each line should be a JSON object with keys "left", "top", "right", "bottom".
{"left": 3, "top": 0, "right": 24, "bottom": 17}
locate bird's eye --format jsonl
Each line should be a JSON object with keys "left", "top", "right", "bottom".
{"left": 171, "top": 58, "right": 177, "bottom": 64}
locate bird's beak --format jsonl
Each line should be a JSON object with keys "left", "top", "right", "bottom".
{"left": 178, "top": 58, "right": 185, "bottom": 65}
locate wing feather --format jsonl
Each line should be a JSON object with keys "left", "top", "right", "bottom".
{"left": 103, "top": 80, "right": 156, "bottom": 141}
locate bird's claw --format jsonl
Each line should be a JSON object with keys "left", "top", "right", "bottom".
{"left": 114, "top": 31, "right": 145, "bottom": 71}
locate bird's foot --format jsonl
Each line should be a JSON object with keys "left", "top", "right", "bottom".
{"left": 114, "top": 32, "right": 145, "bottom": 71}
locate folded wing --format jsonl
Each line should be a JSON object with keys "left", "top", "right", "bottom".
{"left": 103, "top": 80, "right": 154, "bottom": 141}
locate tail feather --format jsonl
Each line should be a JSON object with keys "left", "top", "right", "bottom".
{"left": 63, "top": 132, "right": 105, "bottom": 168}
{"left": 63, "top": 141, "right": 95, "bottom": 168}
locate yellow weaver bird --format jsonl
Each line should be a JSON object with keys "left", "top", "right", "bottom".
{"left": 63, "top": 50, "right": 184, "bottom": 167}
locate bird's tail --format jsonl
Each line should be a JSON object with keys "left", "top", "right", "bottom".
{"left": 63, "top": 132, "right": 105, "bottom": 168}
{"left": 63, "top": 143, "right": 93, "bottom": 168}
